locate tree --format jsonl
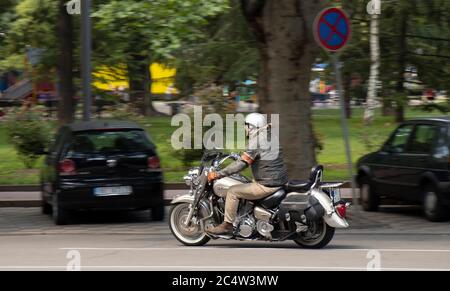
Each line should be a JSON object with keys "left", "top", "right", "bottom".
{"left": 241, "top": 0, "right": 324, "bottom": 179}
{"left": 56, "top": 0, "right": 75, "bottom": 124}
{"left": 92, "top": 0, "right": 229, "bottom": 116}
{"left": 364, "top": 1, "right": 380, "bottom": 125}
{"left": 174, "top": 0, "right": 260, "bottom": 97}
{"left": 0, "top": 0, "right": 76, "bottom": 125}
{"left": 379, "top": 0, "right": 450, "bottom": 122}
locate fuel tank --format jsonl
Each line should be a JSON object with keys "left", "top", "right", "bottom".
{"left": 213, "top": 176, "right": 245, "bottom": 197}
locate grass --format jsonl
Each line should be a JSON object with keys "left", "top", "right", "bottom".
{"left": 0, "top": 107, "right": 444, "bottom": 185}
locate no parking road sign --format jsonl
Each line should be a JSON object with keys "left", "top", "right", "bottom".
{"left": 313, "top": 7, "right": 351, "bottom": 52}
{"left": 313, "top": 7, "right": 357, "bottom": 206}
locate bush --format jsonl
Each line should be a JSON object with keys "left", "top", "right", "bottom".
{"left": 5, "top": 110, "right": 51, "bottom": 169}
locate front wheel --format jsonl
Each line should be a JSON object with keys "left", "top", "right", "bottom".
{"left": 294, "top": 219, "right": 335, "bottom": 249}
{"left": 169, "top": 203, "right": 211, "bottom": 246}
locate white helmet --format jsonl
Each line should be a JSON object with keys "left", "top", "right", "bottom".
{"left": 245, "top": 113, "right": 267, "bottom": 129}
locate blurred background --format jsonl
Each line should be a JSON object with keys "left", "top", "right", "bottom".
{"left": 0, "top": 0, "right": 448, "bottom": 185}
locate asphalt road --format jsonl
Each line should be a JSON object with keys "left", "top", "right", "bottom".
{"left": 0, "top": 207, "right": 450, "bottom": 271}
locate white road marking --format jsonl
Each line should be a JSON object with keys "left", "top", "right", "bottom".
{"left": 1, "top": 265, "right": 450, "bottom": 271}
{"left": 58, "top": 247, "right": 450, "bottom": 253}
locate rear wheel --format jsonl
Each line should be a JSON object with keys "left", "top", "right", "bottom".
{"left": 151, "top": 204, "right": 165, "bottom": 221}
{"left": 41, "top": 185, "right": 52, "bottom": 215}
{"left": 52, "top": 194, "right": 69, "bottom": 225}
{"left": 423, "top": 185, "right": 448, "bottom": 222}
{"left": 294, "top": 219, "right": 335, "bottom": 249}
{"left": 360, "top": 176, "right": 379, "bottom": 212}
{"left": 169, "top": 203, "right": 210, "bottom": 246}
{"left": 42, "top": 199, "right": 52, "bottom": 215}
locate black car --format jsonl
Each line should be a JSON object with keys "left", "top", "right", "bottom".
{"left": 40, "top": 120, "right": 165, "bottom": 225}
{"left": 356, "top": 117, "right": 450, "bottom": 221}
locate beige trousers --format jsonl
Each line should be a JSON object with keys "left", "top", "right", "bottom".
{"left": 224, "top": 182, "right": 280, "bottom": 224}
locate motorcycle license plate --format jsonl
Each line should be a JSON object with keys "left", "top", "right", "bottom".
{"left": 94, "top": 186, "right": 132, "bottom": 197}
{"left": 330, "top": 188, "right": 341, "bottom": 203}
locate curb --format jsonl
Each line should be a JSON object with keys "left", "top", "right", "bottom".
{"left": 0, "top": 183, "right": 190, "bottom": 192}
{"left": 0, "top": 183, "right": 356, "bottom": 208}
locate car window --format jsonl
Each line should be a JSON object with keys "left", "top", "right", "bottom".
{"left": 409, "top": 124, "right": 439, "bottom": 154}
{"left": 68, "top": 130, "right": 154, "bottom": 155}
{"left": 387, "top": 125, "right": 414, "bottom": 153}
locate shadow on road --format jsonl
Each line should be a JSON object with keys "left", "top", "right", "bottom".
{"left": 64, "top": 210, "right": 161, "bottom": 225}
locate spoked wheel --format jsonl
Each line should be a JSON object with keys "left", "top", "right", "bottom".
{"left": 294, "top": 218, "right": 335, "bottom": 249}
{"left": 169, "top": 203, "right": 211, "bottom": 246}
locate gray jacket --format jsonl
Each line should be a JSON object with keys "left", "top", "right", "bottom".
{"left": 218, "top": 130, "right": 289, "bottom": 187}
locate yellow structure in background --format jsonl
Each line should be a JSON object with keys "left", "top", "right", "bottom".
{"left": 93, "top": 63, "right": 178, "bottom": 95}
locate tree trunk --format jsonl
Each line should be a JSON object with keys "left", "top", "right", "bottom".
{"left": 128, "top": 55, "right": 157, "bottom": 116}
{"left": 364, "top": 12, "right": 380, "bottom": 125}
{"left": 242, "top": 0, "right": 323, "bottom": 179}
{"left": 56, "top": 0, "right": 75, "bottom": 125}
{"left": 395, "top": 12, "right": 408, "bottom": 123}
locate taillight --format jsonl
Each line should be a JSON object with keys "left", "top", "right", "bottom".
{"left": 59, "top": 159, "right": 76, "bottom": 175}
{"left": 335, "top": 203, "right": 347, "bottom": 218}
{"left": 148, "top": 156, "right": 160, "bottom": 170}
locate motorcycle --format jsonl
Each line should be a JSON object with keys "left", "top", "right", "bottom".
{"left": 169, "top": 150, "right": 350, "bottom": 249}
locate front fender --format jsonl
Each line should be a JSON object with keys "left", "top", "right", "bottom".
{"left": 171, "top": 194, "right": 194, "bottom": 205}
{"left": 170, "top": 194, "right": 213, "bottom": 215}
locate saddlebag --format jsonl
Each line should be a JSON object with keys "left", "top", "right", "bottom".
{"left": 279, "top": 193, "right": 325, "bottom": 223}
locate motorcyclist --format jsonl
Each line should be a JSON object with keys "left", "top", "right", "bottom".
{"left": 206, "top": 113, "right": 289, "bottom": 236}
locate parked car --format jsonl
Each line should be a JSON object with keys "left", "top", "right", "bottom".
{"left": 356, "top": 117, "right": 450, "bottom": 221}
{"left": 40, "top": 120, "right": 165, "bottom": 225}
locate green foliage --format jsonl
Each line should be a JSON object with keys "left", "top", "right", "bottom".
{"left": 92, "top": 0, "right": 229, "bottom": 66}
{"left": 5, "top": 108, "right": 51, "bottom": 168}
{"left": 174, "top": 0, "right": 259, "bottom": 95}
{"left": 0, "top": 0, "right": 58, "bottom": 73}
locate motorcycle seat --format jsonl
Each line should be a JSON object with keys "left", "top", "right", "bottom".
{"left": 286, "top": 180, "right": 312, "bottom": 192}
{"left": 286, "top": 165, "right": 324, "bottom": 193}
{"left": 256, "top": 188, "right": 287, "bottom": 209}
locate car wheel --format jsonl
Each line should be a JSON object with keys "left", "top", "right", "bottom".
{"left": 151, "top": 205, "right": 165, "bottom": 221}
{"left": 53, "top": 194, "right": 69, "bottom": 225}
{"left": 423, "top": 185, "right": 447, "bottom": 222}
{"left": 41, "top": 188, "right": 52, "bottom": 215}
{"left": 359, "top": 176, "right": 379, "bottom": 212}
{"left": 42, "top": 199, "right": 52, "bottom": 215}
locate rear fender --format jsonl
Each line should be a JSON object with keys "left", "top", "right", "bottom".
{"left": 311, "top": 189, "right": 349, "bottom": 228}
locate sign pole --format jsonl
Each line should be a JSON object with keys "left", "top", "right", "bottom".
{"left": 313, "top": 7, "right": 358, "bottom": 208}
{"left": 332, "top": 53, "right": 358, "bottom": 207}
{"left": 81, "top": 0, "right": 92, "bottom": 121}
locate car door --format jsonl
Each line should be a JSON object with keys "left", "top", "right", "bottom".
{"left": 371, "top": 124, "right": 415, "bottom": 198}
{"left": 406, "top": 123, "right": 448, "bottom": 202}
{"left": 398, "top": 123, "right": 441, "bottom": 201}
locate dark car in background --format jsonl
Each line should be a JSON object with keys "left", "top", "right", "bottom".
{"left": 356, "top": 117, "right": 449, "bottom": 221}
{"left": 40, "top": 120, "right": 165, "bottom": 225}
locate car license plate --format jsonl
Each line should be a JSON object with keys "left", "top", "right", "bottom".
{"left": 94, "top": 186, "right": 132, "bottom": 197}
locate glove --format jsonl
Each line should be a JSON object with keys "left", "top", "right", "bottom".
{"left": 207, "top": 171, "right": 220, "bottom": 182}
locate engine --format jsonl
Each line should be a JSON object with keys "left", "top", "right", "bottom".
{"left": 236, "top": 215, "right": 256, "bottom": 238}
{"left": 235, "top": 206, "right": 274, "bottom": 239}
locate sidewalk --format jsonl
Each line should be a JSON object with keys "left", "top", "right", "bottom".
{"left": 0, "top": 188, "right": 358, "bottom": 207}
